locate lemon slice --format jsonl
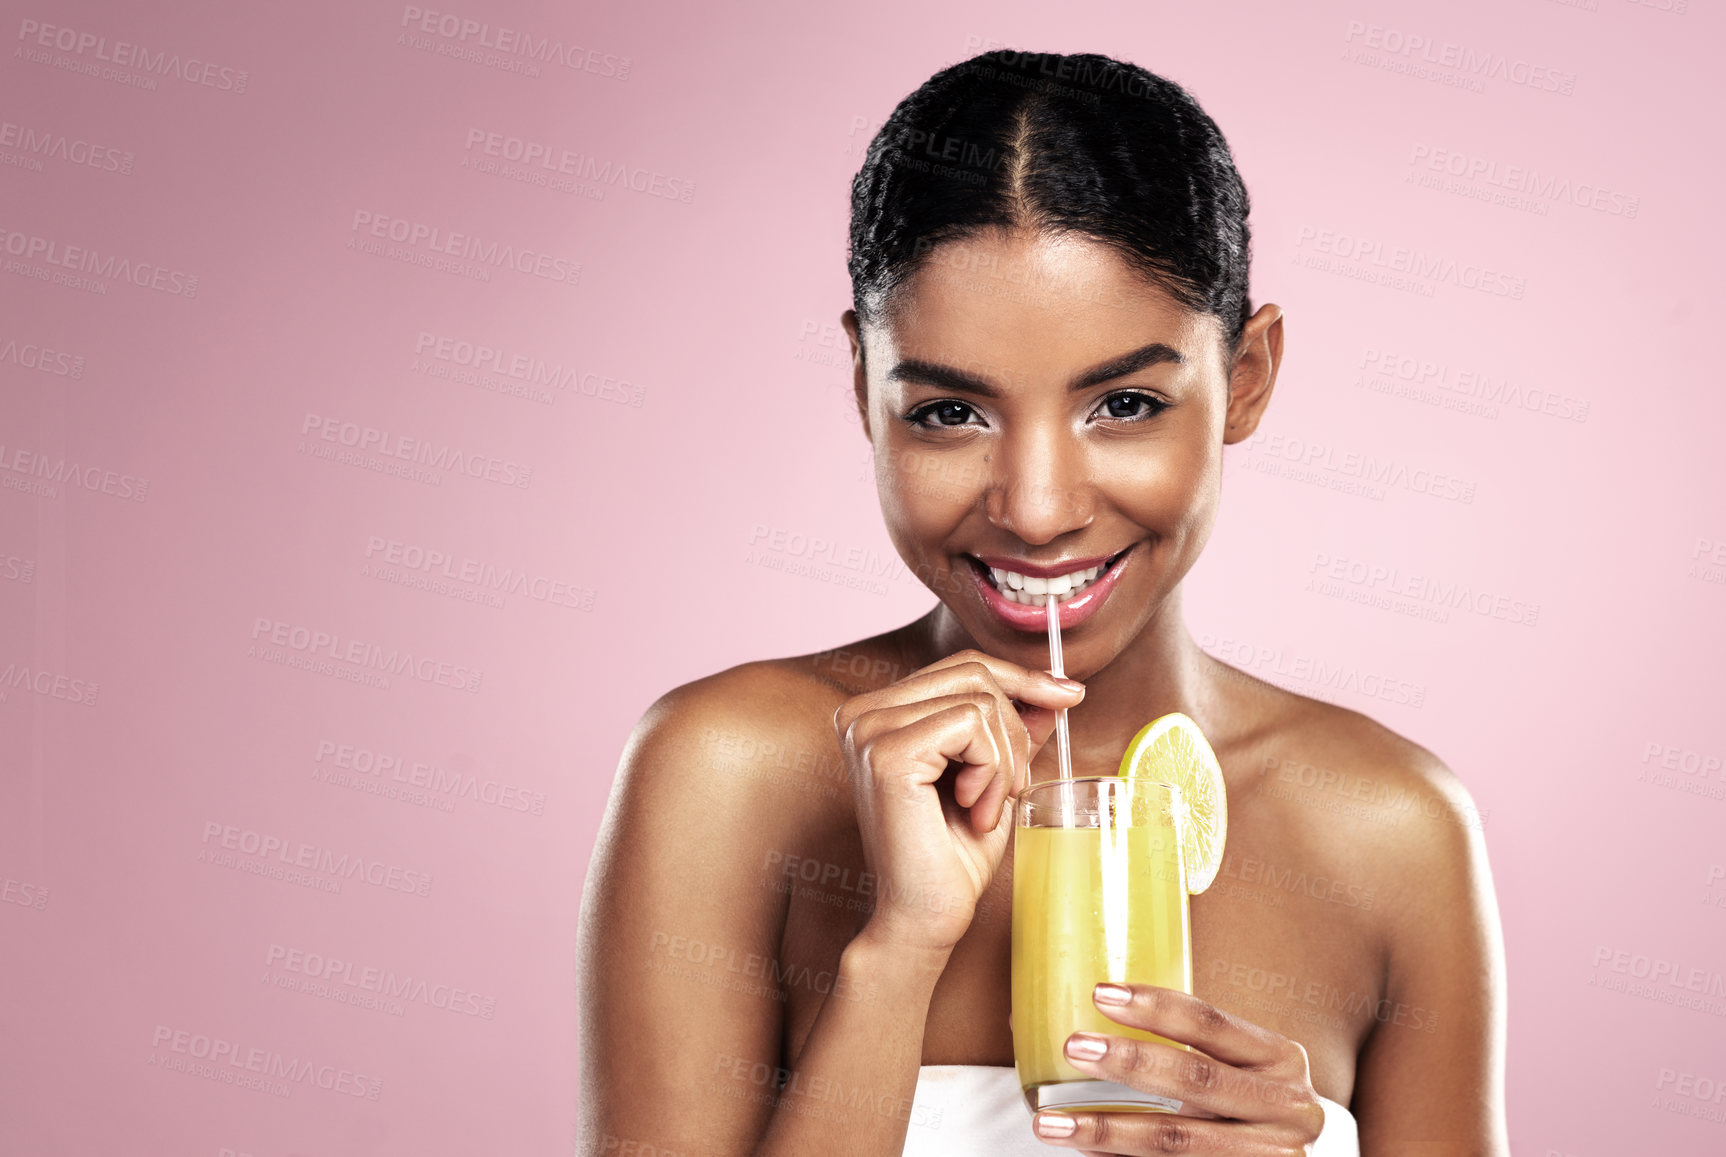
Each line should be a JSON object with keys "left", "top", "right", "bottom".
{"left": 1116, "top": 712, "right": 1227, "bottom": 894}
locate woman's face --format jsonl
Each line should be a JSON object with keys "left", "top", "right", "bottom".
{"left": 843, "top": 227, "right": 1281, "bottom": 680}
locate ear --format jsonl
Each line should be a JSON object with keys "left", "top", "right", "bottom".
{"left": 1222, "top": 303, "right": 1284, "bottom": 445}
{"left": 841, "top": 309, "right": 872, "bottom": 441}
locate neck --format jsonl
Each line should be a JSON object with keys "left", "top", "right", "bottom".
{"left": 915, "top": 584, "right": 1213, "bottom": 780}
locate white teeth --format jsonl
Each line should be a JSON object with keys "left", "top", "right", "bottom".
{"left": 983, "top": 559, "right": 1113, "bottom": 606}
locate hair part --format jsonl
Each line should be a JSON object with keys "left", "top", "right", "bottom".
{"left": 847, "top": 50, "right": 1253, "bottom": 370}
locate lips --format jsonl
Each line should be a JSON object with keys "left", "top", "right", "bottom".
{"left": 964, "top": 546, "right": 1133, "bottom": 632}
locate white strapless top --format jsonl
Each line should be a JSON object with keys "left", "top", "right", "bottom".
{"left": 901, "top": 1065, "right": 1358, "bottom": 1156}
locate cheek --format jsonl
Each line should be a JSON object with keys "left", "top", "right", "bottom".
{"left": 1101, "top": 434, "right": 1220, "bottom": 533}
{"left": 877, "top": 442, "right": 986, "bottom": 528}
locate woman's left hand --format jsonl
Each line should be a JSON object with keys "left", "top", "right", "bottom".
{"left": 1030, "top": 982, "right": 1328, "bottom": 1155}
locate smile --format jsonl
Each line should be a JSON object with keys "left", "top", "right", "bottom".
{"left": 964, "top": 547, "right": 1135, "bottom": 632}
{"left": 982, "top": 562, "right": 1107, "bottom": 606}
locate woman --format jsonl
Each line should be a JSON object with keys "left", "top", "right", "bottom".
{"left": 579, "top": 50, "right": 1507, "bottom": 1157}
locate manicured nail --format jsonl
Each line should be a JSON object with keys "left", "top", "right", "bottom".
{"left": 1052, "top": 676, "right": 1084, "bottom": 692}
{"left": 1065, "top": 1032, "right": 1107, "bottom": 1061}
{"left": 1093, "top": 982, "right": 1132, "bottom": 1005}
{"left": 1034, "top": 1111, "right": 1077, "bottom": 1138}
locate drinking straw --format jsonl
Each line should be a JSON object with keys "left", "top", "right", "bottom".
{"left": 1045, "top": 596, "right": 1074, "bottom": 781}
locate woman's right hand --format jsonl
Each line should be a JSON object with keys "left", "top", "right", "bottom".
{"left": 833, "top": 649, "right": 1086, "bottom": 955}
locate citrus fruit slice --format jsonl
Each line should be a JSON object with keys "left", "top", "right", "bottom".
{"left": 1116, "top": 712, "right": 1227, "bottom": 895}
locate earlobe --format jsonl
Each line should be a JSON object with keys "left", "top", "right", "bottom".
{"left": 1221, "top": 304, "right": 1284, "bottom": 445}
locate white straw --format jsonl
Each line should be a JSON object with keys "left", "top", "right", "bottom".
{"left": 1045, "top": 597, "right": 1074, "bottom": 782}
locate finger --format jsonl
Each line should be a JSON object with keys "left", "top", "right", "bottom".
{"left": 846, "top": 692, "right": 1014, "bottom": 784}
{"left": 851, "top": 694, "right": 1021, "bottom": 833}
{"left": 834, "top": 652, "right": 1080, "bottom": 736}
{"left": 1030, "top": 1107, "right": 1276, "bottom": 1155}
{"left": 1014, "top": 702, "right": 1061, "bottom": 773}
{"left": 915, "top": 649, "right": 1086, "bottom": 708}
{"left": 1059, "top": 1029, "right": 1309, "bottom": 1124}
{"left": 858, "top": 702, "right": 1006, "bottom": 802}
{"left": 1090, "top": 984, "right": 1300, "bottom": 1073}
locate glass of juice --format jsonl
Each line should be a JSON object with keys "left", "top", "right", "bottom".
{"left": 1011, "top": 776, "right": 1192, "bottom": 1113}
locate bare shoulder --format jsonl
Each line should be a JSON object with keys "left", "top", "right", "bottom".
{"left": 606, "top": 657, "right": 851, "bottom": 826}
{"left": 1208, "top": 658, "right": 1491, "bottom": 896}
{"left": 601, "top": 628, "right": 920, "bottom": 832}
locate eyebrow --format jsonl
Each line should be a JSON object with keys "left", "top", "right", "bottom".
{"left": 884, "top": 342, "right": 1185, "bottom": 398}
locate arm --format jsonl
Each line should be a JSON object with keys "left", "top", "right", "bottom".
{"left": 1349, "top": 762, "right": 1509, "bottom": 1156}
{"left": 578, "top": 657, "right": 1082, "bottom": 1157}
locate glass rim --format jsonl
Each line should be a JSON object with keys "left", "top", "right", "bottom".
{"left": 1019, "top": 774, "right": 1182, "bottom": 796}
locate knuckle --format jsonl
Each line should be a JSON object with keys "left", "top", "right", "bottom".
{"left": 1196, "top": 999, "right": 1233, "bottom": 1036}
{"left": 1180, "top": 1053, "right": 1221, "bottom": 1092}
{"left": 1137, "top": 983, "right": 1166, "bottom": 1022}
{"left": 1147, "top": 1118, "right": 1193, "bottom": 1153}
{"left": 841, "top": 710, "right": 878, "bottom": 755}
{"left": 1115, "top": 1037, "right": 1156, "bottom": 1078}
{"left": 955, "top": 659, "right": 992, "bottom": 684}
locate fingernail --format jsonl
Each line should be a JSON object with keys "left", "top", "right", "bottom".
{"left": 1093, "top": 982, "right": 1132, "bottom": 1006}
{"left": 1034, "top": 1111, "right": 1077, "bottom": 1138}
{"left": 1051, "top": 675, "right": 1084, "bottom": 692}
{"left": 1065, "top": 1032, "right": 1107, "bottom": 1061}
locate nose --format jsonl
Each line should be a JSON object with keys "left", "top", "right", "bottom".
{"left": 982, "top": 422, "right": 1095, "bottom": 545}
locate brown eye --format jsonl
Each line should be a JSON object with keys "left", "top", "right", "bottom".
{"left": 1097, "top": 392, "right": 1169, "bottom": 421}
{"left": 908, "top": 401, "right": 980, "bottom": 428}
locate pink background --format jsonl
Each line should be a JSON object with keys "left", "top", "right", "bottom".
{"left": 3, "top": 1, "right": 1723, "bottom": 1154}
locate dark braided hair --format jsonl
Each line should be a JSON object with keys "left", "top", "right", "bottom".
{"left": 848, "top": 50, "right": 1253, "bottom": 368}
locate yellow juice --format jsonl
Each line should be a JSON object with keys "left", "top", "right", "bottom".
{"left": 1011, "top": 818, "right": 1192, "bottom": 1107}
